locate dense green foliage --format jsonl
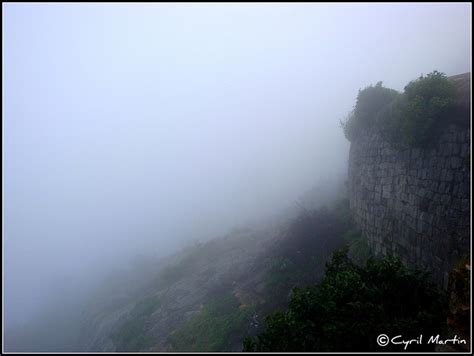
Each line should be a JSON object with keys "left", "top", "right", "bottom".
{"left": 111, "top": 295, "right": 161, "bottom": 351}
{"left": 243, "top": 248, "right": 447, "bottom": 352}
{"left": 168, "top": 294, "right": 255, "bottom": 352}
{"left": 342, "top": 82, "right": 399, "bottom": 141}
{"left": 342, "top": 71, "right": 457, "bottom": 147}
{"left": 397, "top": 71, "right": 456, "bottom": 146}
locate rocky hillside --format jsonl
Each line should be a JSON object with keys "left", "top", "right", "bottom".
{"left": 4, "top": 178, "right": 349, "bottom": 352}
{"left": 76, "top": 188, "right": 351, "bottom": 352}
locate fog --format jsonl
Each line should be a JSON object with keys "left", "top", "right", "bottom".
{"left": 3, "top": 3, "right": 471, "bottom": 335}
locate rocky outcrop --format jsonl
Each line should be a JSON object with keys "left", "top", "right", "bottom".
{"left": 348, "top": 73, "right": 471, "bottom": 288}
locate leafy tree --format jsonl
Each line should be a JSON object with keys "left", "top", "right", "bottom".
{"left": 342, "top": 82, "right": 399, "bottom": 141}
{"left": 342, "top": 71, "right": 457, "bottom": 147}
{"left": 397, "top": 71, "right": 456, "bottom": 147}
{"left": 244, "top": 248, "right": 447, "bottom": 352}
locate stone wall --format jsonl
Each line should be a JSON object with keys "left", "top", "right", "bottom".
{"left": 348, "top": 117, "right": 470, "bottom": 288}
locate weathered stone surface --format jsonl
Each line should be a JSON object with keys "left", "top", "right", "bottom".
{"left": 348, "top": 124, "right": 470, "bottom": 288}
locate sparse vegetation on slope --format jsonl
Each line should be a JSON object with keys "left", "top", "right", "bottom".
{"left": 110, "top": 295, "right": 161, "bottom": 351}
{"left": 168, "top": 294, "right": 255, "bottom": 352}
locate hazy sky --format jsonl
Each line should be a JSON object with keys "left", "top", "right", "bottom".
{"left": 3, "top": 3, "right": 471, "bottom": 327}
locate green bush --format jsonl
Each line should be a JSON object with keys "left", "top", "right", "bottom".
{"left": 341, "top": 82, "right": 399, "bottom": 141}
{"left": 342, "top": 71, "right": 457, "bottom": 147}
{"left": 243, "top": 248, "right": 447, "bottom": 352}
{"left": 397, "top": 71, "right": 456, "bottom": 147}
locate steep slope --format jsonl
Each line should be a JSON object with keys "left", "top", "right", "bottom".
{"left": 70, "top": 180, "right": 349, "bottom": 352}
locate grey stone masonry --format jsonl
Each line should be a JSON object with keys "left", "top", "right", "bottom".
{"left": 348, "top": 124, "right": 470, "bottom": 288}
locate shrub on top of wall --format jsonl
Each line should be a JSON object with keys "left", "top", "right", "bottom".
{"left": 341, "top": 82, "right": 399, "bottom": 142}
{"left": 397, "top": 71, "right": 456, "bottom": 147}
{"left": 342, "top": 71, "right": 457, "bottom": 148}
